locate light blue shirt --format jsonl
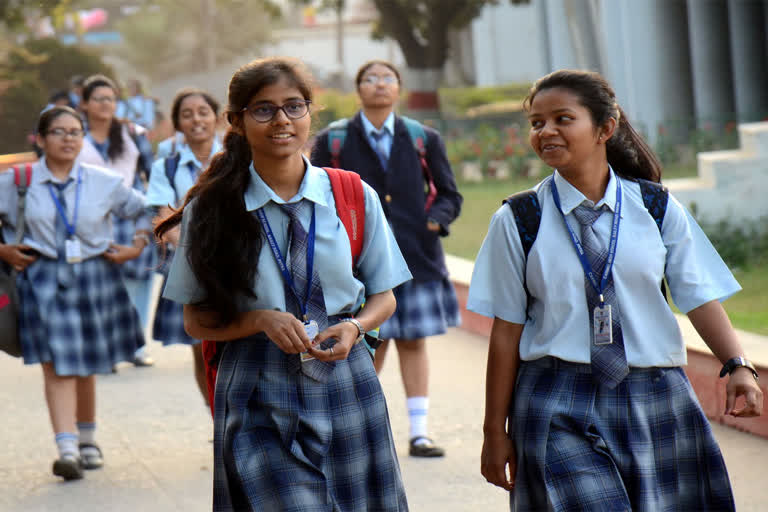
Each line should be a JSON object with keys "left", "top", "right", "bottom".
{"left": 0, "top": 159, "right": 148, "bottom": 260}
{"left": 116, "top": 95, "right": 156, "bottom": 129}
{"left": 146, "top": 139, "right": 222, "bottom": 207}
{"left": 467, "top": 169, "right": 741, "bottom": 367}
{"left": 163, "top": 157, "right": 412, "bottom": 316}
{"left": 155, "top": 133, "right": 187, "bottom": 161}
{"left": 360, "top": 111, "right": 395, "bottom": 160}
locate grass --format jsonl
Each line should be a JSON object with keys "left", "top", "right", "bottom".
{"left": 444, "top": 174, "right": 767, "bottom": 335}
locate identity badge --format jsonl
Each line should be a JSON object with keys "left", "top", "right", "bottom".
{"left": 65, "top": 239, "right": 83, "bottom": 264}
{"left": 300, "top": 319, "right": 319, "bottom": 362}
{"left": 593, "top": 305, "right": 613, "bottom": 345}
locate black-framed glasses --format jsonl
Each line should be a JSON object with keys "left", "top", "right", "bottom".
{"left": 46, "top": 128, "right": 85, "bottom": 139}
{"left": 361, "top": 75, "right": 398, "bottom": 86}
{"left": 241, "top": 100, "right": 311, "bottom": 123}
{"left": 89, "top": 96, "right": 116, "bottom": 104}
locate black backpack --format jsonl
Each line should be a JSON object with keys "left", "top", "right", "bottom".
{"left": 505, "top": 178, "right": 669, "bottom": 317}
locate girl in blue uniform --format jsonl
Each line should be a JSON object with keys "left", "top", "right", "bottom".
{"left": 146, "top": 88, "right": 222, "bottom": 405}
{"left": 0, "top": 107, "right": 149, "bottom": 480}
{"left": 469, "top": 70, "right": 763, "bottom": 511}
{"left": 156, "top": 58, "right": 411, "bottom": 511}
{"left": 78, "top": 74, "right": 157, "bottom": 367}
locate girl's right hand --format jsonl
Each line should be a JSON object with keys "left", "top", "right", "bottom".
{"left": 0, "top": 244, "right": 38, "bottom": 272}
{"left": 259, "top": 310, "right": 312, "bottom": 354}
{"left": 481, "top": 432, "right": 516, "bottom": 491}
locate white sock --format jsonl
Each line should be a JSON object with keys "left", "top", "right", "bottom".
{"left": 407, "top": 396, "right": 429, "bottom": 442}
{"left": 55, "top": 432, "right": 78, "bottom": 458}
{"left": 77, "top": 422, "right": 96, "bottom": 445}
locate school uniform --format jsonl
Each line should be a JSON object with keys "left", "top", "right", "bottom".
{"left": 78, "top": 124, "right": 157, "bottom": 327}
{"left": 145, "top": 140, "right": 221, "bottom": 346}
{"left": 155, "top": 132, "right": 187, "bottom": 161}
{"left": 163, "top": 158, "right": 412, "bottom": 511}
{"left": 468, "top": 169, "right": 739, "bottom": 510}
{"left": 0, "top": 159, "right": 148, "bottom": 376}
{"left": 116, "top": 94, "right": 156, "bottom": 130}
{"left": 311, "top": 112, "right": 462, "bottom": 340}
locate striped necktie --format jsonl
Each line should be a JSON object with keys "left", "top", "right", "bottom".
{"left": 52, "top": 181, "right": 75, "bottom": 287}
{"left": 370, "top": 130, "right": 389, "bottom": 170}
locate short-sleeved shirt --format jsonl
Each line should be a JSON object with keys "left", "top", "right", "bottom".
{"left": 0, "top": 159, "right": 148, "bottom": 260}
{"left": 146, "top": 139, "right": 222, "bottom": 208}
{"left": 467, "top": 169, "right": 740, "bottom": 367}
{"left": 162, "top": 157, "right": 412, "bottom": 315}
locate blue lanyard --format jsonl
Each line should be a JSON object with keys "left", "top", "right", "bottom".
{"left": 550, "top": 173, "right": 622, "bottom": 305}
{"left": 256, "top": 204, "right": 316, "bottom": 320}
{"left": 47, "top": 167, "right": 83, "bottom": 238}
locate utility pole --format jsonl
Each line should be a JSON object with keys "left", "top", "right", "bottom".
{"left": 202, "top": 0, "right": 216, "bottom": 72}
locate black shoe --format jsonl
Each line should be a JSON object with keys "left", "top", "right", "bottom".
{"left": 409, "top": 437, "right": 445, "bottom": 458}
{"left": 79, "top": 443, "right": 104, "bottom": 470}
{"left": 132, "top": 355, "right": 155, "bottom": 367}
{"left": 52, "top": 454, "right": 84, "bottom": 480}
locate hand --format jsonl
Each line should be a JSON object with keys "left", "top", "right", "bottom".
{"left": 481, "top": 432, "right": 516, "bottom": 491}
{"left": 426, "top": 220, "right": 441, "bottom": 232}
{"left": 259, "top": 310, "right": 312, "bottom": 354}
{"left": 308, "top": 320, "right": 360, "bottom": 361}
{"left": 725, "top": 367, "right": 763, "bottom": 417}
{"left": 0, "top": 244, "right": 38, "bottom": 272}
{"left": 102, "top": 243, "right": 142, "bottom": 264}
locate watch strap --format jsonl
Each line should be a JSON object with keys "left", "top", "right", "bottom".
{"left": 341, "top": 318, "right": 365, "bottom": 343}
{"left": 719, "top": 356, "right": 759, "bottom": 381}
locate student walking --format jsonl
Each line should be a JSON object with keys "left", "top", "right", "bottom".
{"left": 311, "top": 60, "right": 462, "bottom": 457}
{"left": 156, "top": 57, "right": 411, "bottom": 511}
{"left": 146, "top": 88, "right": 222, "bottom": 405}
{"left": 0, "top": 106, "right": 149, "bottom": 480}
{"left": 78, "top": 74, "right": 156, "bottom": 367}
{"left": 468, "top": 69, "right": 763, "bottom": 510}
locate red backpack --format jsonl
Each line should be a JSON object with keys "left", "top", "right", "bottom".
{"left": 201, "top": 168, "right": 366, "bottom": 415}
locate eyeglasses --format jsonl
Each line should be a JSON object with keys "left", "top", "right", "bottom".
{"left": 46, "top": 128, "right": 85, "bottom": 139}
{"left": 361, "top": 75, "right": 398, "bottom": 86}
{"left": 241, "top": 100, "right": 311, "bottom": 123}
{"left": 89, "top": 96, "right": 116, "bottom": 104}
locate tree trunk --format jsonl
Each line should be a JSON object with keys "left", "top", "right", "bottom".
{"left": 405, "top": 67, "right": 442, "bottom": 113}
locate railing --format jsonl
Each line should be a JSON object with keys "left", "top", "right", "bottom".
{"left": 0, "top": 152, "right": 38, "bottom": 171}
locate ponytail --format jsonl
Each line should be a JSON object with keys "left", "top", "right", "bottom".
{"left": 155, "top": 129, "right": 261, "bottom": 326}
{"left": 606, "top": 106, "right": 662, "bottom": 183}
{"left": 107, "top": 119, "right": 125, "bottom": 160}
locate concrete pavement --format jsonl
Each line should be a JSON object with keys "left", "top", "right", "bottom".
{"left": 1, "top": 328, "right": 767, "bottom": 511}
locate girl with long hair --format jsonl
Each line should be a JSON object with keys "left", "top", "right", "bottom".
{"left": 156, "top": 58, "right": 410, "bottom": 510}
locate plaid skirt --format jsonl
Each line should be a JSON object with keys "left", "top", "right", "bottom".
{"left": 509, "top": 357, "right": 735, "bottom": 511}
{"left": 17, "top": 257, "right": 145, "bottom": 376}
{"left": 113, "top": 214, "right": 158, "bottom": 282}
{"left": 213, "top": 332, "right": 409, "bottom": 511}
{"left": 153, "top": 248, "right": 199, "bottom": 346}
{"left": 378, "top": 277, "right": 460, "bottom": 341}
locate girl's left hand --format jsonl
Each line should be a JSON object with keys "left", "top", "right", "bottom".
{"left": 102, "top": 243, "right": 142, "bottom": 264}
{"left": 308, "top": 321, "right": 360, "bottom": 361}
{"left": 725, "top": 367, "right": 763, "bottom": 417}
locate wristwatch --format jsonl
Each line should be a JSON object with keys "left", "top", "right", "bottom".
{"left": 341, "top": 318, "right": 365, "bottom": 344}
{"left": 719, "top": 356, "right": 759, "bottom": 382}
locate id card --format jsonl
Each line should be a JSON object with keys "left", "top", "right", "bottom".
{"left": 65, "top": 239, "right": 82, "bottom": 264}
{"left": 593, "top": 304, "right": 612, "bottom": 345}
{"left": 300, "top": 319, "right": 319, "bottom": 362}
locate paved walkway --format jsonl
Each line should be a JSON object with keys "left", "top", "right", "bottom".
{"left": 1, "top": 328, "right": 767, "bottom": 511}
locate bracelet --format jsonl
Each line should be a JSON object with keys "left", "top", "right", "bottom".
{"left": 341, "top": 318, "right": 365, "bottom": 344}
{"left": 719, "top": 356, "right": 759, "bottom": 382}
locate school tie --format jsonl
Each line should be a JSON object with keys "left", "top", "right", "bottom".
{"left": 280, "top": 200, "right": 335, "bottom": 382}
{"left": 52, "top": 181, "right": 75, "bottom": 287}
{"left": 572, "top": 202, "right": 629, "bottom": 389}
{"left": 370, "top": 130, "right": 389, "bottom": 170}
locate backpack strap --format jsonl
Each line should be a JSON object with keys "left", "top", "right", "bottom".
{"left": 327, "top": 118, "right": 349, "bottom": 169}
{"left": 324, "top": 167, "right": 365, "bottom": 266}
{"left": 401, "top": 116, "right": 437, "bottom": 211}
{"left": 504, "top": 189, "right": 542, "bottom": 319}
{"left": 12, "top": 163, "right": 33, "bottom": 246}
{"left": 637, "top": 178, "right": 670, "bottom": 300}
{"left": 164, "top": 153, "right": 182, "bottom": 204}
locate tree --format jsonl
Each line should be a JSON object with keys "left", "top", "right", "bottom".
{"left": 370, "top": 0, "right": 528, "bottom": 113}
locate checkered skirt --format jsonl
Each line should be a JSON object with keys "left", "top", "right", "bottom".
{"left": 509, "top": 357, "right": 735, "bottom": 511}
{"left": 378, "top": 277, "right": 460, "bottom": 341}
{"left": 152, "top": 248, "right": 199, "bottom": 346}
{"left": 112, "top": 214, "right": 157, "bottom": 281}
{"left": 213, "top": 332, "right": 408, "bottom": 511}
{"left": 17, "top": 257, "right": 145, "bottom": 376}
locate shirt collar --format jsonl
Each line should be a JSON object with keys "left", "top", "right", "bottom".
{"left": 177, "top": 137, "right": 222, "bottom": 169}
{"left": 360, "top": 111, "right": 395, "bottom": 137}
{"left": 553, "top": 166, "right": 619, "bottom": 215}
{"left": 34, "top": 157, "right": 81, "bottom": 185}
{"left": 244, "top": 155, "right": 329, "bottom": 211}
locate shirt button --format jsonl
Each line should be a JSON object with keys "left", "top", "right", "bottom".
{"left": 385, "top": 194, "right": 392, "bottom": 203}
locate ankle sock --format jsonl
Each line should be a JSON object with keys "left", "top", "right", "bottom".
{"left": 407, "top": 396, "right": 429, "bottom": 443}
{"left": 55, "top": 432, "right": 79, "bottom": 458}
{"left": 77, "top": 422, "right": 96, "bottom": 445}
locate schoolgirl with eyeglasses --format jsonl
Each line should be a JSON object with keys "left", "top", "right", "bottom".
{"left": 0, "top": 107, "right": 150, "bottom": 480}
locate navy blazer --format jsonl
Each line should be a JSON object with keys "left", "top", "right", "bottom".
{"left": 311, "top": 112, "right": 462, "bottom": 282}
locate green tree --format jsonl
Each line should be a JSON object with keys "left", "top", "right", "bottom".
{"left": 370, "top": 0, "right": 528, "bottom": 112}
